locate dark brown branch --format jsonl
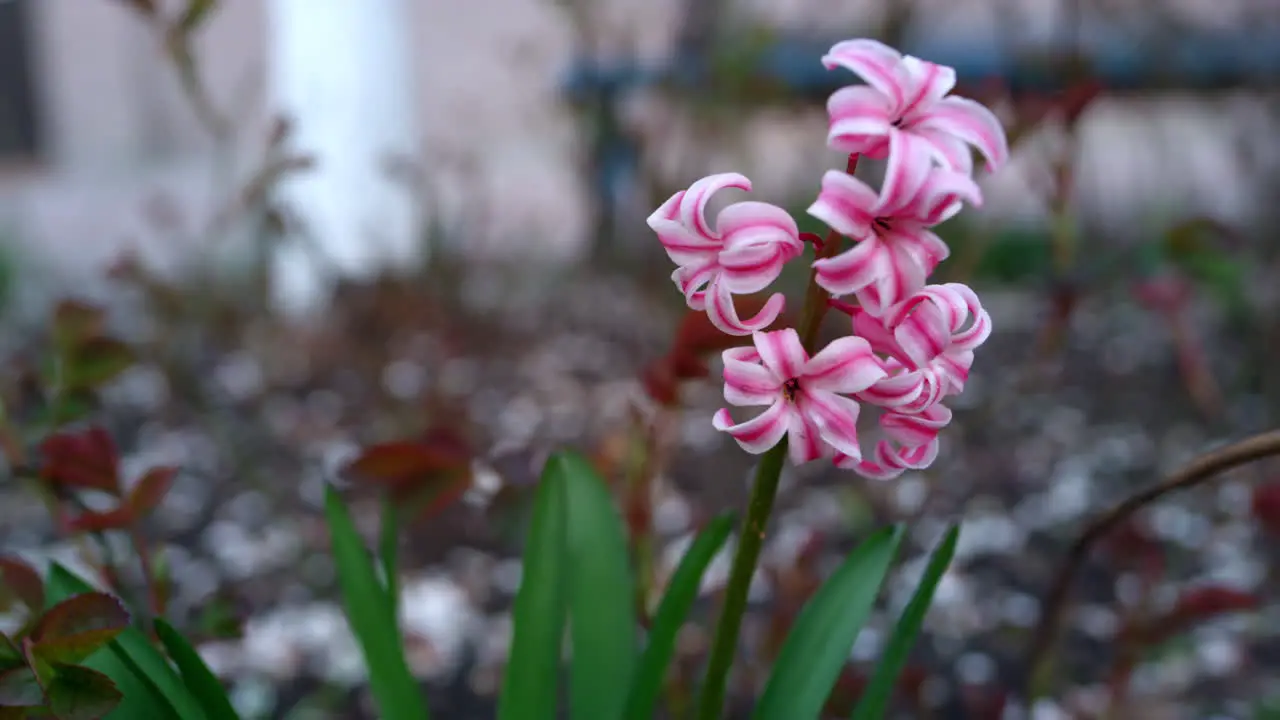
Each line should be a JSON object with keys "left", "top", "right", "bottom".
{"left": 1024, "top": 428, "right": 1280, "bottom": 698}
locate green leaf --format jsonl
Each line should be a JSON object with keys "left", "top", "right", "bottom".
{"left": 555, "top": 452, "right": 637, "bottom": 720}
{"left": 624, "top": 512, "right": 734, "bottom": 720}
{"left": 153, "top": 620, "right": 238, "bottom": 720}
{"left": 45, "top": 664, "right": 122, "bottom": 720}
{"left": 44, "top": 564, "right": 193, "bottom": 720}
{"left": 497, "top": 458, "right": 570, "bottom": 720}
{"left": 64, "top": 338, "right": 135, "bottom": 392}
{"left": 851, "top": 525, "right": 959, "bottom": 720}
{"left": 322, "top": 486, "right": 427, "bottom": 720}
{"left": 754, "top": 525, "right": 904, "bottom": 720}
{"left": 30, "top": 594, "right": 130, "bottom": 666}
{"left": 378, "top": 497, "right": 400, "bottom": 617}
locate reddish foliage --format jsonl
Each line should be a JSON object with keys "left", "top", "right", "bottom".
{"left": 1251, "top": 481, "right": 1280, "bottom": 536}
{"left": 344, "top": 426, "right": 474, "bottom": 522}
{"left": 0, "top": 557, "right": 44, "bottom": 612}
{"left": 1099, "top": 518, "right": 1165, "bottom": 579}
{"left": 39, "top": 427, "right": 121, "bottom": 495}
{"left": 1131, "top": 274, "right": 1193, "bottom": 316}
{"left": 1134, "top": 585, "right": 1261, "bottom": 646}
{"left": 64, "top": 467, "right": 176, "bottom": 533}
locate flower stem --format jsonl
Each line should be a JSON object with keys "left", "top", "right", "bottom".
{"left": 696, "top": 155, "right": 857, "bottom": 719}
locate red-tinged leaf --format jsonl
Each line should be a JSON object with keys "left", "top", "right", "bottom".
{"left": 127, "top": 467, "right": 176, "bottom": 518}
{"left": 0, "top": 666, "right": 42, "bottom": 709}
{"left": 29, "top": 594, "right": 130, "bottom": 666}
{"left": 64, "top": 338, "right": 136, "bottom": 391}
{"left": 63, "top": 509, "right": 133, "bottom": 534}
{"left": 1136, "top": 585, "right": 1260, "bottom": 646}
{"left": 44, "top": 664, "right": 121, "bottom": 720}
{"left": 1132, "top": 274, "right": 1193, "bottom": 315}
{"left": 0, "top": 559, "right": 44, "bottom": 613}
{"left": 1252, "top": 481, "right": 1280, "bottom": 535}
{"left": 39, "top": 429, "right": 120, "bottom": 495}
{"left": 1099, "top": 519, "right": 1165, "bottom": 577}
{"left": 344, "top": 429, "right": 471, "bottom": 495}
{"left": 52, "top": 302, "right": 105, "bottom": 351}
{"left": 640, "top": 358, "right": 680, "bottom": 406}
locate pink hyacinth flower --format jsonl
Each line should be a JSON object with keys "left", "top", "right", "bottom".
{"left": 854, "top": 282, "right": 993, "bottom": 412}
{"left": 713, "top": 328, "right": 886, "bottom": 465}
{"left": 823, "top": 38, "right": 1009, "bottom": 174}
{"left": 809, "top": 134, "right": 983, "bottom": 315}
{"left": 648, "top": 173, "right": 804, "bottom": 336}
{"left": 836, "top": 404, "right": 953, "bottom": 480}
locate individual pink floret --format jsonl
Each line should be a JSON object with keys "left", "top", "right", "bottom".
{"left": 648, "top": 173, "right": 804, "bottom": 336}
{"left": 713, "top": 328, "right": 886, "bottom": 465}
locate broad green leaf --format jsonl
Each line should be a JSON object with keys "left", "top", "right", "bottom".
{"left": 556, "top": 452, "right": 637, "bottom": 720}
{"left": 0, "top": 665, "right": 43, "bottom": 708}
{"left": 755, "top": 525, "right": 904, "bottom": 720}
{"left": 64, "top": 338, "right": 136, "bottom": 391}
{"left": 497, "top": 458, "right": 570, "bottom": 720}
{"left": 154, "top": 620, "right": 238, "bottom": 720}
{"left": 30, "top": 593, "right": 130, "bottom": 666}
{"left": 624, "top": 513, "right": 734, "bottom": 720}
{"left": 44, "top": 563, "right": 193, "bottom": 720}
{"left": 45, "top": 664, "right": 122, "bottom": 720}
{"left": 322, "top": 486, "right": 427, "bottom": 720}
{"left": 852, "top": 525, "right": 959, "bottom": 720}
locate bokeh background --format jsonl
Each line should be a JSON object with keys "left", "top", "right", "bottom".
{"left": 3, "top": 0, "right": 1280, "bottom": 718}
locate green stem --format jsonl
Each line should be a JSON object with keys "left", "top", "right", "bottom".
{"left": 695, "top": 155, "right": 857, "bottom": 719}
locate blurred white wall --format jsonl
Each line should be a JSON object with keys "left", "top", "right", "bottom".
{"left": 0, "top": 0, "right": 1277, "bottom": 310}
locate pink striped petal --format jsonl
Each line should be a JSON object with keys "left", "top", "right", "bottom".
{"left": 876, "top": 130, "right": 935, "bottom": 215}
{"left": 671, "top": 260, "right": 719, "bottom": 310}
{"left": 718, "top": 201, "right": 802, "bottom": 253}
{"left": 754, "top": 328, "right": 808, "bottom": 381}
{"left": 857, "top": 370, "right": 925, "bottom": 408}
{"left": 943, "top": 283, "right": 993, "bottom": 350}
{"left": 680, "top": 173, "right": 752, "bottom": 239}
{"left": 907, "top": 169, "right": 984, "bottom": 224}
{"left": 913, "top": 97, "right": 1009, "bottom": 172}
{"left": 722, "top": 347, "right": 782, "bottom": 406}
{"left": 915, "top": 127, "right": 974, "bottom": 174}
{"left": 713, "top": 402, "right": 789, "bottom": 454}
{"left": 705, "top": 279, "right": 786, "bottom": 336}
{"left": 800, "top": 389, "right": 863, "bottom": 460}
{"left": 802, "top": 335, "right": 886, "bottom": 394}
{"left": 892, "top": 225, "right": 950, "bottom": 277}
{"left": 883, "top": 404, "right": 952, "bottom": 446}
{"left": 718, "top": 242, "right": 790, "bottom": 295}
{"left": 822, "top": 39, "right": 908, "bottom": 111}
{"left": 786, "top": 411, "right": 827, "bottom": 465}
{"left": 899, "top": 56, "right": 956, "bottom": 118}
{"left": 827, "top": 85, "right": 895, "bottom": 153}
{"left": 807, "top": 170, "right": 878, "bottom": 238}
{"left": 893, "top": 300, "right": 951, "bottom": 367}
{"left": 648, "top": 193, "right": 722, "bottom": 266}
{"left": 813, "top": 236, "right": 888, "bottom": 297}
{"left": 851, "top": 307, "right": 906, "bottom": 361}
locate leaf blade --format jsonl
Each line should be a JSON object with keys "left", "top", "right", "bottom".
{"left": 322, "top": 486, "right": 427, "bottom": 720}
{"left": 153, "top": 620, "right": 238, "bottom": 720}
{"left": 497, "top": 457, "right": 570, "bottom": 720}
{"left": 754, "top": 525, "right": 904, "bottom": 720}
{"left": 851, "top": 525, "right": 959, "bottom": 720}
{"left": 624, "top": 512, "right": 734, "bottom": 720}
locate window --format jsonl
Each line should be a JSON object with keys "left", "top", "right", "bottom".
{"left": 0, "top": 0, "right": 39, "bottom": 160}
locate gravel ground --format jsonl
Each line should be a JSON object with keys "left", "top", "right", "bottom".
{"left": 1, "top": 255, "right": 1277, "bottom": 720}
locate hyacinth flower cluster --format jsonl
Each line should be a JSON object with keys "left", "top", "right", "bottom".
{"left": 648, "top": 38, "right": 1008, "bottom": 480}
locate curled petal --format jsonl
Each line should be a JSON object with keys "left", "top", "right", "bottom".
{"left": 722, "top": 347, "right": 782, "bottom": 406}
{"left": 916, "top": 127, "right": 974, "bottom": 174}
{"left": 913, "top": 96, "right": 1009, "bottom": 172}
{"left": 822, "top": 39, "right": 908, "bottom": 110}
{"left": 908, "top": 169, "right": 984, "bottom": 224}
{"left": 863, "top": 233, "right": 931, "bottom": 314}
{"left": 671, "top": 260, "right": 719, "bottom": 310}
{"left": 705, "top": 279, "right": 786, "bottom": 336}
{"left": 648, "top": 207, "right": 721, "bottom": 267}
{"left": 943, "top": 283, "right": 993, "bottom": 350}
{"left": 857, "top": 370, "right": 925, "bottom": 408}
{"left": 800, "top": 389, "right": 863, "bottom": 460}
{"left": 876, "top": 130, "right": 935, "bottom": 216}
{"left": 899, "top": 56, "right": 957, "bottom": 117}
{"left": 754, "top": 328, "right": 808, "bottom": 383}
{"left": 883, "top": 404, "right": 953, "bottom": 446}
{"left": 893, "top": 299, "right": 951, "bottom": 367}
{"left": 807, "top": 170, "right": 878, "bottom": 238}
{"left": 802, "top": 335, "right": 886, "bottom": 394}
{"left": 718, "top": 242, "right": 791, "bottom": 295}
{"left": 680, "top": 173, "right": 753, "bottom": 239}
{"left": 718, "top": 201, "right": 802, "bottom": 253}
{"left": 813, "top": 235, "right": 888, "bottom": 298}
{"left": 714, "top": 402, "right": 789, "bottom": 454}
{"left": 826, "top": 85, "right": 895, "bottom": 153}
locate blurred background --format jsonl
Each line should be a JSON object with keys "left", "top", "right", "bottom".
{"left": 2, "top": 0, "right": 1280, "bottom": 717}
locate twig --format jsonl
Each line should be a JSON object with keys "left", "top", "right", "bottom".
{"left": 1024, "top": 429, "right": 1280, "bottom": 698}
